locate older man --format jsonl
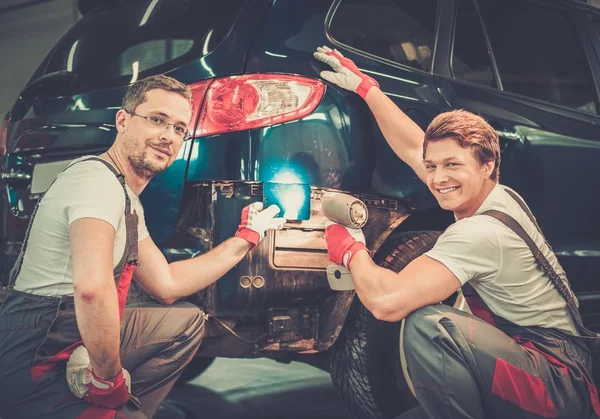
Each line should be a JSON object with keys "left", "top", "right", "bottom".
{"left": 0, "top": 75, "right": 284, "bottom": 418}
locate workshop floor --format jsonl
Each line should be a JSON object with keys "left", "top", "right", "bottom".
{"left": 158, "top": 357, "right": 352, "bottom": 419}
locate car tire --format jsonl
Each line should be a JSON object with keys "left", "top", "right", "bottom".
{"left": 330, "top": 230, "right": 441, "bottom": 419}
{"left": 175, "top": 356, "right": 216, "bottom": 386}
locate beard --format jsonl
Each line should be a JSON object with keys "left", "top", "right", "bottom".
{"left": 123, "top": 133, "right": 170, "bottom": 180}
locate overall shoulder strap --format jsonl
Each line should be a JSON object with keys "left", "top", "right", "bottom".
{"left": 502, "top": 187, "right": 551, "bottom": 248}
{"left": 8, "top": 156, "right": 131, "bottom": 288}
{"left": 482, "top": 209, "right": 585, "bottom": 331}
{"left": 71, "top": 156, "right": 131, "bottom": 215}
{"left": 71, "top": 156, "right": 120, "bottom": 175}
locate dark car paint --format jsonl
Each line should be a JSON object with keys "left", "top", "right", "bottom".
{"left": 2, "top": 0, "right": 600, "bottom": 356}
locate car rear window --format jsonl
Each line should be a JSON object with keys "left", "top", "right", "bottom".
{"left": 328, "top": 0, "right": 438, "bottom": 73}
{"left": 42, "top": 0, "right": 245, "bottom": 88}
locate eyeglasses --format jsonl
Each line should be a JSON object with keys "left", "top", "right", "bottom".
{"left": 125, "top": 110, "right": 190, "bottom": 140}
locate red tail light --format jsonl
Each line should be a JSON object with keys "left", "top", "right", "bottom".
{"left": 191, "top": 74, "right": 325, "bottom": 138}
{"left": 0, "top": 115, "right": 9, "bottom": 157}
{"left": 188, "top": 80, "right": 213, "bottom": 137}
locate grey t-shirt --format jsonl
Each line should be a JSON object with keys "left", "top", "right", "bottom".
{"left": 13, "top": 157, "right": 149, "bottom": 297}
{"left": 425, "top": 184, "right": 578, "bottom": 335}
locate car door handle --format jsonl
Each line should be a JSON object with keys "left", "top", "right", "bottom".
{"left": 494, "top": 130, "right": 522, "bottom": 142}
{"left": 0, "top": 169, "right": 31, "bottom": 181}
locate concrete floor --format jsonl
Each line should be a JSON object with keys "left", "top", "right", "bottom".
{"left": 159, "top": 358, "right": 352, "bottom": 419}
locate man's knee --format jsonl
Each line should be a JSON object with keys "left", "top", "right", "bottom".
{"left": 172, "top": 302, "right": 206, "bottom": 343}
{"left": 404, "top": 305, "right": 439, "bottom": 337}
{"left": 403, "top": 305, "right": 449, "bottom": 356}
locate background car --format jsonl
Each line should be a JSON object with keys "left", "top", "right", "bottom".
{"left": 1, "top": 0, "right": 599, "bottom": 417}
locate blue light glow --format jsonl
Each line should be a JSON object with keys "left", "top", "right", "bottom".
{"left": 271, "top": 170, "right": 301, "bottom": 184}
{"left": 264, "top": 170, "right": 310, "bottom": 220}
{"left": 277, "top": 184, "right": 306, "bottom": 219}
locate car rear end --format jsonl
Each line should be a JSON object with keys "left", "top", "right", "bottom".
{"left": 0, "top": 0, "right": 263, "bottom": 281}
{"left": 1, "top": 0, "right": 413, "bottom": 357}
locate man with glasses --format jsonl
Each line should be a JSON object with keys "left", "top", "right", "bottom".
{"left": 0, "top": 75, "right": 286, "bottom": 419}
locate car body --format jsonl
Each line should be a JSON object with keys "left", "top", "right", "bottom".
{"left": 2, "top": 0, "right": 600, "bottom": 417}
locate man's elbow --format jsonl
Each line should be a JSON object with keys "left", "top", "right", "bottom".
{"left": 73, "top": 281, "right": 109, "bottom": 303}
{"left": 154, "top": 294, "right": 177, "bottom": 305}
{"left": 368, "top": 298, "right": 407, "bottom": 323}
{"left": 148, "top": 280, "right": 178, "bottom": 305}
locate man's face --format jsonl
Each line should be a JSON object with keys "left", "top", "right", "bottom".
{"left": 120, "top": 89, "right": 192, "bottom": 180}
{"left": 423, "top": 138, "right": 493, "bottom": 219}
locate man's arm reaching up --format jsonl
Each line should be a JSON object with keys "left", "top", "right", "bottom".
{"left": 313, "top": 46, "right": 427, "bottom": 183}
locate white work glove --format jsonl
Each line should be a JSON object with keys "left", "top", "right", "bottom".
{"left": 66, "top": 345, "right": 131, "bottom": 401}
{"left": 313, "top": 45, "right": 380, "bottom": 99}
{"left": 234, "top": 202, "right": 287, "bottom": 247}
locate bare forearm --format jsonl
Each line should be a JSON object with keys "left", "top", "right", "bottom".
{"left": 74, "top": 282, "right": 121, "bottom": 378}
{"left": 166, "top": 237, "right": 252, "bottom": 302}
{"left": 364, "top": 88, "right": 426, "bottom": 179}
{"left": 348, "top": 251, "right": 409, "bottom": 321}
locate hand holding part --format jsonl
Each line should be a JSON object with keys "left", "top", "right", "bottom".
{"left": 313, "top": 45, "right": 380, "bottom": 99}
{"left": 84, "top": 368, "right": 132, "bottom": 409}
{"left": 67, "top": 345, "right": 131, "bottom": 408}
{"left": 235, "top": 202, "right": 287, "bottom": 247}
{"left": 66, "top": 345, "right": 92, "bottom": 398}
{"left": 324, "top": 220, "right": 368, "bottom": 268}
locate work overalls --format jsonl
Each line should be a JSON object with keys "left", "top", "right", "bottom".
{"left": 399, "top": 189, "right": 600, "bottom": 419}
{"left": 0, "top": 157, "right": 206, "bottom": 418}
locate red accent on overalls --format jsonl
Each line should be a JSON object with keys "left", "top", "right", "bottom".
{"left": 491, "top": 358, "right": 559, "bottom": 417}
{"left": 29, "top": 264, "right": 136, "bottom": 382}
{"left": 464, "top": 285, "right": 600, "bottom": 418}
{"left": 117, "top": 263, "right": 136, "bottom": 318}
{"left": 78, "top": 406, "right": 127, "bottom": 418}
{"left": 464, "top": 295, "right": 496, "bottom": 327}
{"left": 30, "top": 340, "right": 83, "bottom": 381}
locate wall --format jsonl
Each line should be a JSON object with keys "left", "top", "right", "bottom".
{"left": 0, "top": 0, "right": 79, "bottom": 116}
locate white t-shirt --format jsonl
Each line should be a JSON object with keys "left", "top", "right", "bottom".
{"left": 13, "top": 157, "right": 149, "bottom": 297}
{"left": 425, "top": 184, "right": 578, "bottom": 335}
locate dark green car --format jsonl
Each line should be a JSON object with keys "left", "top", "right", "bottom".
{"left": 2, "top": 0, "right": 599, "bottom": 417}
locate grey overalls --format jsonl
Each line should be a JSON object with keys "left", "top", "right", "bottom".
{"left": 0, "top": 157, "right": 206, "bottom": 418}
{"left": 399, "top": 189, "right": 600, "bottom": 419}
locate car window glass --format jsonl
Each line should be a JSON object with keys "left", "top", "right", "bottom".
{"left": 114, "top": 39, "right": 195, "bottom": 77}
{"left": 452, "top": 0, "right": 495, "bottom": 88}
{"left": 43, "top": 0, "right": 244, "bottom": 88}
{"left": 329, "top": 0, "right": 438, "bottom": 72}
{"left": 478, "top": 0, "right": 596, "bottom": 113}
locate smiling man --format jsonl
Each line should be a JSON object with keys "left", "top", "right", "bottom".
{"left": 0, "top": 75, "right": 285, "bottom": 419}
{"left": 314, "top": 46, "right": 599, "bottom": 419}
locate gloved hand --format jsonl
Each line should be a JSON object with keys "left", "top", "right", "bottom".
{"left": 66, "top": 345, "right": 131, "bottom": 409}
{"left": 324, "top": 220, "right": 369, "bottom": 268}
{"left": 85, "top": 368, "right": 132, "bottom": 409}
{"left": 313, "top": 45, "right": 380, "bottom": 99}
{"left": 235, "top": 202, "right": 287, "bottom": 247}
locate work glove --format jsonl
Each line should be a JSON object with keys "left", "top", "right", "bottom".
{"left": 66, "top": 345, "right": 131, "bottom": 409}
{"left": 324, "top": 220, "right": 369, "bottom": 268}
{"left": 85, "top": 368, "right": 131, "bottom": 409}
{"left": 235, "top": 202, "right": 287, "bottom": 247}
{"left": 313, "top": 45, "right": 380, "bottom": 99}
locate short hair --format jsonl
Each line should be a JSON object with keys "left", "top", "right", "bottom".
{"left": 121, "top": 74, "right": 192, "bottom": 113}
{"left": 423, "top": 109, "right": 501, "bottom": 182}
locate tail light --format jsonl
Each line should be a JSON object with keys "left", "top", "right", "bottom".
{"left": 0, "top": 115, "right": 9, "bottom": 156}
{"left": 190, "top": 74, "right": 325, "bottom": 138}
